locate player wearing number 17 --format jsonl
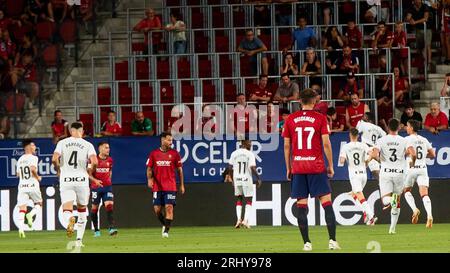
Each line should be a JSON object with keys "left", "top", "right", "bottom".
{"left": 146, "top": 132, "right": 185, "bottom": 238}
{"left": 52, "top": 122, "right": 98, "bottom": 247}
{"left": 16, "top": 139, "right": 43, "bottom": 238}
{"left": 282, "top": 88, "right": 340, "bottom": 252}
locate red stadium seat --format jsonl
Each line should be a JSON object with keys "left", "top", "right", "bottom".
{"left": 233, "top": 10, "right": 245, "bottom": 27}
{"left": 42, "top": 44, "right": 58, "bottom": 81}
{"left": 181, "top": 85, "right": 195, "bottom": 103}
{"left": 215, "top": 36, "right": 229, "bottom": 52}
{"left": 194, "top": 33, "right": 208, "bottom": 53}
{"left": 115, "top": 61, "right": 129, "bottom": 81}
{"left": 259, "top": 34, "right": 271, "bottom": 50}
{"left": 198, "top": 59, "right": 212, "bottom": 78}
{"left": 36, "top": 21, "right": 56, "bottom": 42}
{"left": 118, "top": 86, "right": 132, "bottom": 105}
{"left": 79, "top": 113, "right": 94, "bottom": 136}
{"left": 135, "top": 60, "right": 149, "bottom": 80}
{"left": 59, "top": 19, "right": 77, "bottom": 56}
{"left": 186, "top": 0, "right": 201, "bottom": 5}
{"left": 160, "top": 85, "right": 174, "bottom": 103}
{"left": 165, "top": 0, "right": 181, "bottom": 6}
{"left": 240, "top": 56, "right": 252, "bottom": 77}
{"left": 97, "top": 87, "right": 111, "bottom": 105}
{"left": 120, "top": 110, "right": 135, "bottom": 136}
{"left": 6, "top": 0, "right": 25, "bottom": 17}
{"left": 212, "top": 10, "right": 225, "bottom": 28}
{"left": 224, "top": 83, "right": 237, "bottom": 102}
{"left": 177, "top": 59, "right": 191, "bottom": 79}
{"left": 157, "top": 59, "right": 170, "bottom": 79}
{"left": 219, "top": 55, "right": 232, "bottom": 77}
{"left": 278, "top": 33, "right": 292, "bottom": 50}
{"left": 140, "top": 84, "right": 154, "bottom": 104}
{"left": 202, "top": 83, "right": 216, "bottom": 102}
{"left": 132, "top": 42, "right": 146, "bottom": 54}
{"left": 191, "top": 9, "right": 204, "bottom": 29}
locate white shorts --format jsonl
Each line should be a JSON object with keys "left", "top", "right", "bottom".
{"left": 17, "top": 190, "right": 42, "bottom": 206}
{"left": 404, "top": 168, "right": 429, "bottom": 188}
{"left": 234, "top": 184, "right": 254, "bottom": 197}
{"left": 368, "top": 159, "right": 380, "bottom": 172}
{"left": 60, "top": 185, "right": 90, "bottom": 206}
{"left": 379, "top": 174, "right": 404, "bottom": 196}
{"left": 349, "top": 173, "right": 367, "bottom": 193}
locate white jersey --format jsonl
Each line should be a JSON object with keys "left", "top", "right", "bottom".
{"left": 54, "top": 137, "right": 96, "bottom": 186}
{"left": 16, "top": 154, "right": 39, "bottom": 192}
{"left": 228, "top": 148, "right": 256, "bottom": 186}
{"left": 405, "top": 134, "right": 432, "bottom": 169}
{"left": 356, "top": 120, "right": 386, "bottom": 147}
{"left": 375, "top": 134, "right": 410, "bottom": 176}
{"left": 339, "top": 141, "right": 370, "bottom": 175}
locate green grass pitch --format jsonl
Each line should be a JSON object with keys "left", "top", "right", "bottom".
{"left": 1, "top": 224, "right": 449, "bottom": 253}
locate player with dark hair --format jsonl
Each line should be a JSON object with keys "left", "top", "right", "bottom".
{"left": 403, "top": 119, "right": 435, "bottom": 228}
{"left": 224, "top": 140, "right": 262, "bottom": 229}
{"left": 88, "top": 142, "right": 118, "bottom": 237}
{"left": 372, "top": 118, "right": 416, "bottom": 234}
{"left": 339, "top": 128, "right": 378, "bottom": 225}
{"left": 282, "top": 88, "right": 340, "bottom": 251}
{"left": 52, "top": 122, "right": 98, "bottom": 247}
{"left": 146, "top": 132, "right": 185, "bottom": 238}
{"left": 16, "top": 139, "right": 42, "bottom": 238}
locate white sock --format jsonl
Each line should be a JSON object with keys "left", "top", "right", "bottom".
{"left": 29, "top": 204, "right": 41, "bottom": 218}
{"left": 76, "top": 211, "right": 87, "bottom": 241}
{"left": 390, "top": 206, "right": 400, "bottom": 231}
{"left": 360, "top": 201, "right": 374, "bottom": 219}
{"left": 63, "top": 210, "right": 73, "bottom": 226}
{"left": 244, "top": 204, "right": 252, "bottom": 223}
{"left": 422, "top": 196, "right": 432, "bottom": 219}
{"left": 236, "top": 204, "right": 242, "bottom": 221}
{"left": 404, "top": 191, "right": 417, "bottom": 212}
{"left": 18, "top": 210, "right": 26, "bottom": 231}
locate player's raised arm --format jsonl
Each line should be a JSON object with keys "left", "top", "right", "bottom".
{"left": 322, "top": 134, "right": 334, "bottom": 178}
{"left": 283, "top": 137, "right": 292, "bottom": 181}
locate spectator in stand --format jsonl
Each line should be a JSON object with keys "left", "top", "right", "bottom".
{"left": 323, "top": 26, "right": 344, "bottom": 65}
{"left": 232, "top": 93, "right": 258, "bottom": 136}
{"left": 237, "top": 29, "right": 269, "bottom": 76}
{"left": 0, "top": 10, "right": 12, "bottom": 31}
{"left": 12, "top": 52, "right": 39, "bottom": 109}
{"left": 79, "top": 0, "right": 94, "bottom": 33}
{"left": 424, "top": 102, "right": 449, "bottom": 134}
{"left": 273, "top": 73, "right": 299, "bottom": 110}
{"left": 195, "top": 104, "right": 217, "bottom": 136}
{"left": 277, "top": 108, "right": 290, "bottom": 133}
{"left": 100, "top": 110, "right": 122, "bottom": 136}
{"left": 280, "top": 52, "right": 299, "bottom": 76}
{"left": 345, "top": 92, "right": 370, "bottom": 129}
{"left": 406, "top": 0, "right": 432, "bottom": 71}
{"left": 253, "top": 1, "right": 271, "bottom": 33}
{"left": 380, "top": 66, "right": 410, "bottom": 108}
{"left": 392, "top": 21, "right": 409, "bottom": 75}
{"left": 283, "top": 16, "right": 317, "bottom": 52}
{"left": 343, "top": 20, "right": 363, "bottom": 49}
{"left": 337, "top": 72, "right": 364, "bottom": 101}
{"left": 27, "top": 0, "right": 55, "bottom": 23}
{"left": 51, "top": 110, "right": 68, "bottom": 144}
{"left": 312, "top": 87, "right": 328, "bottom": 116}
{"left": 131, "top": 111, "right": 154, "bottom": 136}
{"left": 275, "top": 0, "right": 294, "bottom": 26}
{"left": 133, "top": 8, "right": 162, "bottom": 55}
{"left": 440, "top": 72, "right": 450, "bottom": 97}
{"left": 301, "top": 47, "right": 322, "bottom": 90}
{"left": 15, "top": 33, "right": 38, "bottom": 65}
{"left": 441, "top": 1, "right": 450, "bottom": 64}
{"left": 372, "top": 21, "right": 393, "bottom": 72}
{"left": 0, "top": 30, "right": 16, "bottom": 67}
{"left": 326, "top": 45, "right": 359, "bottom": 74}
{"left": 0, "top": 112, "right": 10, "bottom": 139}
{"left": 248, "top": 74, "right": 273, "bottom": 104}
{"left": 165, "top": 12, "right": 186, "bottom": 55}
{"left": 327, "top": 107, "right": 345, "bottom": 132}
{"left": 364, "top": 0, "right": 390, "bottom": 24}
{"left": 400, "top": 103, "right": 423, "bottom": 130}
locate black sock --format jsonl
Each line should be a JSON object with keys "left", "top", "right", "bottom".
{"left": 297, "top": 206, "right": 310, "bottom": 244}
{"left": 324, "top": 204, "right": 336, "bottom": 241}
{"left": 106, "top": 210, "right": 115, "bottom": 229}
{"left": 164, "top": 218, "right": 172, "bottom": 233}
{"left": 91, "top": 211, "right": 99, "bottom": 232}
{"left": 157, "top": 213, "right": 165, "bottom": 226}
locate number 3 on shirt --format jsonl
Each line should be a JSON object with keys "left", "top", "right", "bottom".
{"left": 295, "top": 127, "right": 315, "bottom": 150}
